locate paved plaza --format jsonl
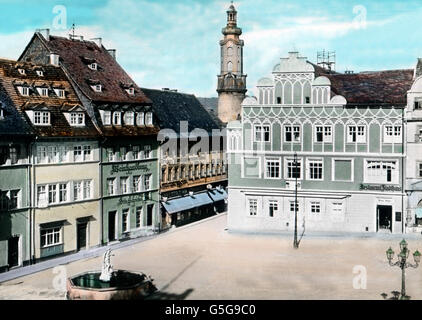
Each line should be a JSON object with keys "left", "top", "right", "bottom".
{"left": 0, "top": 213, "right": 421, "bottom": 300}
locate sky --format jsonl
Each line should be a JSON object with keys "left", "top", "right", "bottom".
{"left": 0, "top": 0, "right": 421, "bottom": 97}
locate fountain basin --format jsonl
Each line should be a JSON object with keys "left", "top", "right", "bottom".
{"left": 66, "top": 270, "right": 157, "bottom": 300}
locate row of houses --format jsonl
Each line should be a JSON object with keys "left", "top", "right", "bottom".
{"left": 227, "top": 51, "right": 422, "bottom": 235}
{"left": 0, "top": 31, "right": 227, "bottom": 272}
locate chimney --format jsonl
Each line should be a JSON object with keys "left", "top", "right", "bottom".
{"left": 107, "top": 49, "right": 116, "bottom": 60}
{"left": 91, "top": 38, "right": 102, "bottom": 47}
{"left": 36, "top": 28, "right": 50, "bottom": 41}
{"left": 50, "top": 53, "right": 60, "bottom": 67}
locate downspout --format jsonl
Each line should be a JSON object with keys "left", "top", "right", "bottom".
{"left": 30, "top": 136, "right": 37, "bottom": 264}
{"left": 100, "top": 137, "right": 107, "bottom": 245}
{"left": 402, "top": 105, "right": 406, "bottom": 234}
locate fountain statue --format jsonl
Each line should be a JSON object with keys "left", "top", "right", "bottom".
{"left": 99, "top": 249, "right": 114, "bottom": 282}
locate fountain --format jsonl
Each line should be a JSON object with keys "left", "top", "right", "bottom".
{"left": 66, "top": 249, "right": 157, "bottom": 300}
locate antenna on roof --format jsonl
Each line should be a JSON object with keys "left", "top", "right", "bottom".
{"left": 69, "top": 22, "right": 84, "bottom": 41}
{"left": 317, "top": 50, "right": 336, "bottom": 72}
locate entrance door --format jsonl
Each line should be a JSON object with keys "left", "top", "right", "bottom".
{"left": 8, "top": 236, "right": 19, "bottom": 268}
{"left": 377, "top": 205, "right": 392, "bottom": 232}
{"left": 147, "top": 205, "right": 153, "bottom": 226}
{"left": 77, "top": 223, "right": 87, "bottom": 251}
{"left": 108, "top": 211, "right": 117, "bottom": 241}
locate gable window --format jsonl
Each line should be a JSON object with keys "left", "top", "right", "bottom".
{"left": 254, "top": 125, "right": 270, "bottom": 142}
{"left": 285, "top": 125, "right": 300, "bottom": 142}
{"left": 268, "top": 200, "right": 278, "bottom": 217}
{"left": 265, "top": 159, "right": 281, "bottom": 179}
{"left": 136, "top": 112, "right": 145, "bottom": 126}
{"left": 18, "top": 86, "right": 30, "bottom": 96}
{"left": 37, "top": 87, "right": 49, "bottom": 97}
{"left": 315, "top": 125, "right": 332, "bottom": 143}
{"left": 145, "top": 112, "right": 153, "bottom": 125}
{"left": 34, "top": 111, "right": 50, "bottom": 125}
{"left": 248, "top": 199, "right": 258, "bottom": 216}
{"left": 384, "top": 125, "right": 402, "bottom": 143}
{"left": 113, "top": 112, "right": 121, "bottom": 125}
{"left": 54, "top": 89, "right": 65, "bottom": 98}
{"left": 70, "top": 112, "right": 85, "bottom": 126}
{"left": 124, "top": 111, "right": 134, "bottom": 125}
{"left": 347, "top": 125, "right": 366, "bottom": 143}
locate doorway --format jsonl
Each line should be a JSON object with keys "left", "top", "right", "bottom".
{"left": 8, "top": 236, "right": 20, "bottom": 268}
{"left": 77, "top": 222, "right": 87, "bottom": 251}
{"left": 377, "top": 205, "right": 392, "bottom": 232}
{"left": 108, "top": 211, "right": 117, "bottom": 241}
{"left": 147, "top": 205, "right": 154, "bottom": 226}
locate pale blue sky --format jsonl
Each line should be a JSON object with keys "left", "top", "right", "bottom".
{"left": 0, "top": 0, "right": 421, "bottom": 97}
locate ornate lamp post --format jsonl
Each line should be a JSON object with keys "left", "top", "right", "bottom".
{"left": 293, "top": 152, "right": 299, "bottom": 249}
{"left": 386, "top": 239, "right": 421, "bottom": 299}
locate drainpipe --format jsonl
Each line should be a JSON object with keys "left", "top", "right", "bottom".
{"left": 30, "top": 136, "right": 37, "bottom": 264}
{"left": 402, "top": 105, "right": 406, "bottom": 234}
{"left": 100, "top": 137, "right": 106, "bottom": 245}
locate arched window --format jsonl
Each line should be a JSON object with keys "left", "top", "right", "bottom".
{"left": 227, "top": 47, "right": 233, "bottom": 56}
{"left": 303, "top": 82, "right": 311, "bottom": 104}
{"left": 227, "top": 61, "right": 233, "bottom": 72}
{"left": 275, "top": 82, "right": 282, "bottom": 104}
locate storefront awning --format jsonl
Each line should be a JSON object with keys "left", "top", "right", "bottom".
{"left": 162, "top": 192, "right": 213, "bottom": 214}
{"left": 208, "top": 189, "right": 228, "bottom": 202}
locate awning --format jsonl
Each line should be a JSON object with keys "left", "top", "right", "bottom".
{"left": 208, "top": 189, "right": 228, "bottom": 202}
{"left": 162, "top": 192, "right": 213, "bottom": 214}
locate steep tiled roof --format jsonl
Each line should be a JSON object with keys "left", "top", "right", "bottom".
{"left": 141, "top": 89, "right": 221, "bottom": 134}
{"left": 37, "top": 35, "right": 151, "bottom": 105}
{"left": 326, "top": 69, "right": 414, "bottom": 105}
{"left": 196, "top": 97, "right": 223, "bottom": 127}
{"left": 0, "top": 59, "right": 99, "bottom": 137}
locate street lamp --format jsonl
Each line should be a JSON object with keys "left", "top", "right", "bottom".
{"left": 386, "top": 239, "right": 420, "bottom": 299}
{"left": 293, "top": 152, "right": 299, "bottom": 249}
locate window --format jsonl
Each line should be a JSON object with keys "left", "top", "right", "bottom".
{"left": 113, "top": 112, "right": 121, "bottom": 125}
{"left": 136, "top": 207, "right": 142, "bottom": 228}
{"left": 10, "top": 146, "right": 20, "bottom": 164}
{"left": 107, "top": 148, "right": 114, "bottom": 162}
{"left": 332, "top": 202, "right": 343, "bottom": 214}
{"left": 34, "top": 111, "right": 50, "bottom": 125}
{"left": 103, "top": 111, "right": 111, "bottom": 125}
{"left": 384, "top": 125, "right": 402, "bottom": 143}
{"left": 36, "top": 70, "right": 44, "bottom": 77}
{"left": 73, "top": 181, "right": 83, "bottom": 201}
{"left": 47, "top": 146, "right": 59, "bottom": 163}
{"left": 133, "top": 175, "right": 141, "bottom": 192}
{"left": 120, "top": 147, "right": 127, "bottom": 161}
{"left": 305, "top": 97, "right": 310, "bottom": 104}
{"left": 308, "top": 159, "right": 323, "bottom": 180}
{"left": 286, "top": 158, "right": 301, "bottom": 179}
{"left": 120, "top": 177, "right": 129, "bottom": 194}
{"left": 0, "top": 105, "right": 4, "bottom": 120}
{"left": 311, "top": 202, "right": 321, "bottom": 213}
{"left": 83, "top": 146, "right": 91, "bottom": 161}
{"left": 126, "top": 88, "right": 135, "bottom": 95}
{"left": 132, "top": 146, "right": 140, "bottom": 160}
{"left": 285, "top": 125, "right": 300, "bottom": 142}
{"left": 40, "top": 227, "right": 61, "bottom": 247}
{"left": 18, "top": 68, "right": 25, "bottom": 75}
{"left": 265, "top": 159, "right": 281, "bottom": 179}
{"left": 91, "top": 84, "right": 102, "bottom": 92}
{"left": 145, "top": 112, "right": 153, "bottom": 125}
{"left": 122, "top": 209, "right": 129, "bottom": 233}
{"left": 59, "top": 183, "right": 68, "bottom": 202}
{"left": 315, "top": 126, "right": 332, "bottom": 143}
{"left": 124, "top": 112, "right": 134, "bottom": 125}
{"left": 37, "top": 87, "right": 49, "bottom": 97}
{"left": 48, "top": 185, "right": 57, "bottom": 204}
{"left": 70, "top": 112, "right": 85, "bottom": 126}
{"left": 107, "top": 178, "right": 116, "bottom": 195}
{"left": 74, "top": 146, "right": 82, "bottom": 162}
{"left": 347, "top": 125, "right": 366, "bottom": 143}
{"left": 88, "top": 63, "right": 97, "bottom": 70}
{"left": 0, "top": 191, "right": 8, "bottom": 210}
{"left": 54, "top": 89, "right": 65, "bottom": 98}
{"left": 144, "top": 174, "right": 152, "bottom": 190}
{"left": 83, "top": 180, "right": 91, "bottom": 199}
{"left": 290, "top": 201, "right": 299, "bottom": 213}
{"left": 37, "top": 185, "right": 47, "bottom": 206}
{"left": 268, "top": 200, "right": 278, "bottom": 217}
{"left": 37, "top": 146, "right": 48, "bottom": 164}
{"left": 415, "top": 101, "right": 422, "bottom": 110}
{"left": 9, "top": 190, "right": 19, "bottom": 209}
{"left": 18, "top": 86, "right": 30, "bottom": 96}
{"left": 144, "top": 145, "right": 152, "bottom": 159}
{"left": 254, "top": 125, "right": 270, "bottom": 142}
{"left": 136, "top": 112, "right": 145, "bottom": 126}
{"left": 248, "top": 199, "right": 258, "bottom": 216}
{"left": 418, "top": 163, "right": 422, "bottom": 178}
{"left": 365, "top": 160, "right": 398, "bottom": 184}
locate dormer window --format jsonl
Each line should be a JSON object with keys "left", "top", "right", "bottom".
{"left": 145, "top": 112, "right": 153, "bottom": 125}
{"left": 70, "top": 112, "right": 85, "bottom": 126}
{"left": 37, "top": 87, "right": 49, "bottom": 97}
{"left": 136, "top": 112, "right": 144, "bottom": 126}
{"left": 112, "top": 111, "right": 121, "bottom": 125}
{"left": 92, "top": 84, "right": 102, "bottom": 92}
{"left": 36, "top": 70, "right": 44, "bottom": 77}
{"left": 54, "top": 88, "right": 65, "bottom": 98}
{"left": 126, "top": 88, "right": 135, "bottom": 95}
{"left": 18, "top": 69, "right": 26, "bottom": 75}
{"left": 0, "top": 104, "right": 4, "bottom": 120}
{"left": 34, "top": 111, "right": 50, "bottom": 125}
{"left": 102, "top": 110, "right": 111, "bottom": 125}
{"left": 88, "top": 63, "right": 97, "bottom": 71}
{"left": 18, "top": 86, "right": 30, "bottom": 96}
{"left": 123, "top": 111, "right": 134, "bottom": 125}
